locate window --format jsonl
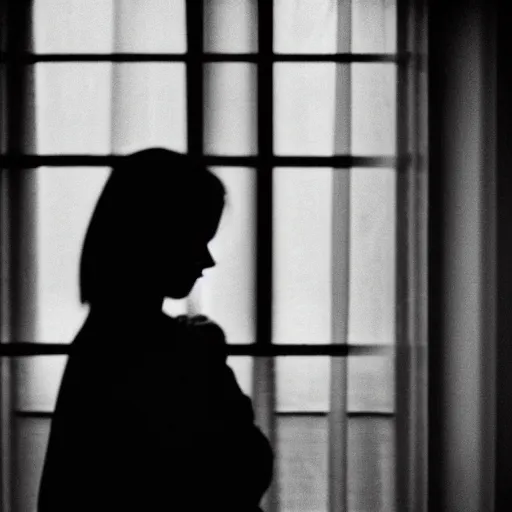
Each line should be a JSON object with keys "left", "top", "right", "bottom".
{"left": 0, "top": 1, "right": 428, "bottom": 511}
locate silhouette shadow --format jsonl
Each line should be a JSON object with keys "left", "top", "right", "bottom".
{"left": 37, "top": 148, "right": 273, "bottom": 512}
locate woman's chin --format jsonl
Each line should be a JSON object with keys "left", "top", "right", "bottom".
{"left": 164, "top": 281, "right": 198, "bottom": 300}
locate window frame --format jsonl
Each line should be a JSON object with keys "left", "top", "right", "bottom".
{"left": 0, "top": 2, "right": 428, "bottom": 512}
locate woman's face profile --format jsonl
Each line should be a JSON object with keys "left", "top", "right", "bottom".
{"left": 79, "top": 149, "right": 228, "bottom": 307}
{"left": 158, "top": 204, "right": 223, "bottom": 300}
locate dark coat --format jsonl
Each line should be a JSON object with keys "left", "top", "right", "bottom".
{"left": 38, "top": 312, "right": 273, "bottom": 511}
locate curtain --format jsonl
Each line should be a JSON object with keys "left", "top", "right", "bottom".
{"left": 1, "top": 2, "right": 38, "bottom": 511}
{"left": 394, "top": 1, "right": 428, "bottom": 511}
{"left": 428, "top": 1, "right": 497, "bottom": 511}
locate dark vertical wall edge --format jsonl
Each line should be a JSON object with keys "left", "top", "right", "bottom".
{"left": 429, "top": 1, "right": 501, "bottom": 511}
{"left": 427, "top": 1, "right": 446, "bottom": 509}
{"left": 480, "top": 1, "right": 498, "bottom": 510}
{"left": 4, "top": 2, "right": 36, "bottom": 511}
{"left": 496, "top": 0, "right": 512, "bottom": 508}
{"left": 0, "top": 1, "right": 8, "bottom": 508}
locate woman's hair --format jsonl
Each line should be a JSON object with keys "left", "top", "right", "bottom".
{"left": 79, "top": 148, "right": 226, "bottom": 304}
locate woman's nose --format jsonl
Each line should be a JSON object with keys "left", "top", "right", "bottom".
{"left": 203, "top": 248, "right": 216, "bottom": 269}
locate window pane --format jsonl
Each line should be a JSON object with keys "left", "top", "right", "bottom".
{"left": 200, "top": 168, "right": 256, "bottom": 344}
{"left": 275, "top": 64, "right": 396, "bottom": 157}
{"left": 274, "top": 64, "right": 336, "bottom": 156}
{"left": 36, "top": 63, "right": 187, "bottom": 155}
{"left": 14, "top": 417, "right": 51, "bottom": 512}
{"left": 204, "top": 0, "right": 257, "bottom": 53}
{"left": 35, "top": 64, "right": 112, "bottom": 154}
{"left": 204, "top": 64, "right": 257, "bottom": 156}
{"left": 113, "top": 0, "right": 186, "bottom": 53}
{"left": 277, "top": 355, "right": 395, "bottom": 414}
{"left": 348, "top": 168, "right": 396, "bottom": 345}
{"left": 348, "top": 417, "right": 395, "bottom": 512}
{"left": 276, "top": 357, "right": 330, "bottom": 412}
{"left": 277, "top": 416, "right": 328, "bottom": 512}
{"left": 348, "top": 355, "right": 395, "bottom": 412}
{"left": 273, "top": 0, "right": 396, "bottom": 55}
{"left": 274, "top": 0, "right": 338, "bottom": 54}
{"left": 15, "top": 356, "right": 66, "bottom": 412}
{"left": 352, "top": 64, "right": 397, "bottom": 156}
{"left": 34, "top": 0, "right": 187, "bottom": 54}
{"left": 273, "top": 168, "right": 333, "bottom": 345}
{"left": 111, "top": 63, "right": 187, "bottom": 154}
{"left": 33, "top": 0, "right": 114, "bottom": 54}
{"left": 352, "top": 0, "right": 397, "bottom": 54}
{"left": 36, "top": 167, "right": 110, "bottom": 344}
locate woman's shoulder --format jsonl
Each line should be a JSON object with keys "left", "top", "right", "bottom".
{"left": 70, "top": 311, "right": 227, "bottom": 360}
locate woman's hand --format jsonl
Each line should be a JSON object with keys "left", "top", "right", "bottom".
{"left": 175, "top": 314, "right": 227, "bottom": 349}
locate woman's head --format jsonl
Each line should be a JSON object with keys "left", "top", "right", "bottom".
{"left": 80, "top": 148, "right": 225, "bottom": 305}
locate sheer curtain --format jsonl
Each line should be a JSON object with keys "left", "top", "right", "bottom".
{"left": 1, "top": 2, "right": 39, "bottom": 511}
{"left": 1, "top": 2, "right": 428, "bottom": 512}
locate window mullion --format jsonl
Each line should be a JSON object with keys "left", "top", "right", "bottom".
{"left": 253, "top": 2, "right": 276, "bottom": 512}
{"left": 2, "top": 52, "right": 402, "bottom": 64}
{"left": 185, "top": 0, "right": 204, "bottom": 157}
{"left": 185, "top": 0, "right": 205, "bottom": 315}
{"left": 328, "top": 1, "right": 352, "bottom": 511}
{"left": 0, "top": 342, "right": 391, "bottom": 357}
{"left": 0, "top": 154, "right": 399, "bottom": 169}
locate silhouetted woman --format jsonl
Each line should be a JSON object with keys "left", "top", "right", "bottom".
{"left": 38, "top": 148, "right": 273, "bottom": 511}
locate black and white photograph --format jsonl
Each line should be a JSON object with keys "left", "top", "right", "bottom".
{"left": 0, "top": 0, "right": 509, "bottom": 511}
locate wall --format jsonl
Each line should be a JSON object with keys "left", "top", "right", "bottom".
{"left": 428, "top": 2, "right": 497, "bottom": 511}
